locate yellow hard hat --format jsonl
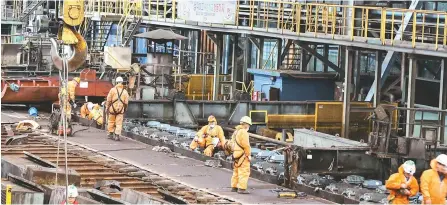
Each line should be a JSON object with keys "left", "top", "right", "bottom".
{"left": 240, "top": 116, "right": 252, "bottom": 125}
{"left": 208, "top": 115, "right": 217, "bottom": 123}
{"left": 73, "top": 77, "right": 80, "bottom": 83}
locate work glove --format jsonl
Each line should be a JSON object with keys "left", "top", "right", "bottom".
{"left": 72, "top": 103, "right": 77, "bottom": 108}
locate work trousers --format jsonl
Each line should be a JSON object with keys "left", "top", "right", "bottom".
{"left": 107, "top": 113, "right": 124, "bottom": 135}
{"left": 231, "top": 158, "right": 250, "bottom": 190}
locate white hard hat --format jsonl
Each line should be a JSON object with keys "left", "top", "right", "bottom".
{"left": 211, "top": 137, "right": 220, "bottom": 148}
{"left": 402, "top": 160, "right": 416, "bottom": 175}
{"left": 87, "top": 102, "right": 94, "bottom": 111}
{"left": 116, "top": 77, "right": 124, "bottom": 83}
{"left": 67, "top": 185, "right": 78, "bottom": 198}
{"left": 436, "top": 154, "right": 447, "bottom": 166}
{"left": 240, "top": 116, "right": 252, "bottom": 125}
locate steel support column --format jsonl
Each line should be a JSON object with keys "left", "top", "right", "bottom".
{"left": 365, "top": 0, "right": 421, "bottom": 101}
{"left": 276, "top": 38, "right": 282, "bottom": 69}
{"left": 354, "top": 51, "right": 361, "bottom": 100}
{"left": 406, "top": 56, "right": 417, "bottom": 137}
{"left": 324, "top": 45, "right": 329, "bottom": 72}
{"left": 258, "top": 38, "right": 264, "bottom": 69}
{"left": 400, "top": 53, "right": 406, "bottom": 93}
{"left": 243, "top": 35, "right": 250, "bottom": 82}
{"left": 300, "top": 48, "right": 308, "bottom": 72}
{"left": 342, "top": 47, "right": 354, "bottom": 138}
{"left": 207, "top": 33, "right": 223, "bottom": 101}
{"left": 231, "top": 35, "right": 238, "bottom": 99}
{"left": 374, "top": 51, "right": 382, "bottom": 107}
{"left": 440, "top": 59, "right": 446, "bottom": 144}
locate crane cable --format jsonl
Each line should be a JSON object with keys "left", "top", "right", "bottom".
{"left": 54, "top": 52, "right": 70, "bottom": 204}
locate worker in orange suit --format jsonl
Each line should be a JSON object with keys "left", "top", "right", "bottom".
{"left": 106, "top": 77, "right": 129, "bottom": 141}
{"left": 231, "top": 116, "right": 252, "bottom": 194}
{"left": 385, "top": 160, "right": 419, "bottom": 204}
{"left": 189, "top": 115, "right": 226, "bottom": 157}
{"left": 80, "top": 102, "right": 94, "bottom": 118}
{"left": 58, "top": 77, "right": 80, "bottom": 121}
{"left": 420, "top": 154, "right": 447, "bottom": 205}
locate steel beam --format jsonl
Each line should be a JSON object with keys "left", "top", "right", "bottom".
{"left": 212, "top": 34, "right": 223, "bottom": 100}
{"left": 295, "top": 41, "right": 344, "bottom": 75}
{"left": 406, "top": 56, "right": 418, "bottom": 137}
{"left": 365, "top": 0, "right": 421, "bottom": 101}
{"left": 342, "top": 47, "right": 354, "bottom": 138}
{"left": 323, "top": 45, "right": 329, "bottom": 72}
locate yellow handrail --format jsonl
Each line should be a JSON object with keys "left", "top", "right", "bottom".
{"left": 84, "top": 0, "right": 447, "bottom": 49}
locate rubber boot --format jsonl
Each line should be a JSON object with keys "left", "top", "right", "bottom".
{"left": 238, "top": 189, "right": 250, "bottom": 194}
{"left": 114, "top": 135, "right": 121, "bottom": 141}
{"left": 107, "top": 132, "right": 114, "bottom": 139}
{"left": 231, "top": 188, "right": 238, "bottom": 192}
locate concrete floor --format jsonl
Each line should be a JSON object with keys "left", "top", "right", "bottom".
{"left": 1, "top": 109, "right": 331, "bottom": 204}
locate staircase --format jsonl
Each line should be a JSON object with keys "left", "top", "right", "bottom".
{"left": 20, "top": 0, "right": 46, "bottom": 21}
{"left": 121, "top": 17, "right": 142, "bottom": 47}
{"left": 85, "top": 21, "right": 114, "bottom": 52}
{"left": 280, "top": 42, "right": 301, "bottom": 70}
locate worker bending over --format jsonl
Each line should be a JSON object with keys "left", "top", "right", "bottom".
{"left": 58, "top": 77, "right": 80, "bottom": 121}
{"left": 89, "top": 104, "right": 104, "bottom": 126}
{"left": 106, "top": 77, "right": 129, "bottom": 141}
{"left": 385, "top": 160, "right": 419, "bottom": 204}
{"left": 230, "top": 116, "right": 252, "bottom": 194}
{"left": 60, "top": 185, "right": 79, "bottom": 205}
{"left": 189, "top": 115, "right": 226, "bottom": 156}
{"left": 420, "top": 154, "right": 447, "bottom": 205}
{"left": 80, "top": 102, "right": 94, "bottom": 118}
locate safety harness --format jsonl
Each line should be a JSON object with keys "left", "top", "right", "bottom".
{"left": 230, "top": 129, "right": 248, "bottom": 168}
{"left": 110, "top": 87, "right": 125, "bottom": 115}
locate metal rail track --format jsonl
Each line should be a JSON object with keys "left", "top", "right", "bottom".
{"left": 0, "top": 124, "right": 235, "bottom": 204}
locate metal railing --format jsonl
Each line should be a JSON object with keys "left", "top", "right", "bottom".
{"left": 84, "top": 0, "right": 447, "bottom": 50}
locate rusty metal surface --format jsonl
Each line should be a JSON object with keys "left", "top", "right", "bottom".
{"left": 65, "top": 126, "right": 330, "bottom": 204}
{"left": 0, "top": 122, "right": 236, "bottom": 204}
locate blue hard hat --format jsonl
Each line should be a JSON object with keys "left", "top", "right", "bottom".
{"left": 28, "top": 107, "right": 38, "bottom": 117}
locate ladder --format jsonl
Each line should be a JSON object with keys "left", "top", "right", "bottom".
{"left": 85, "top": 21, "right": 114, "bottom": 52}
{"left": 20, "top": 0, "right": 46, "bottom": 21}
{"left": 121, "top": 17, "right": 142, "bottom": 47}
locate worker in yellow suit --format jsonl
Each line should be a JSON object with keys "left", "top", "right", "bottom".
{"left": 420, "top": 154, "right": 447, "bottom": 205}
{"left": 90, "top": 107, "right": 104, "bottom": 126}
{"left": 87, "top": 104, "right": 101, "bottom": 120}
{"left": 189, "top": 115, "right": 226, "bottom": 157}
{"left": 385, "top": 160, "right": 419, "bottom": 204}
{"left": 58, "top": 77, "right": 80, "bottom": 121}
{"left": 231, "top": 116, "right": 252, "bottom": 194}
{"left": 80, "top": 102, "right": 94, "bottom": 118}
{"left": 106, "top": 77, "right": 129, "bottom": 141}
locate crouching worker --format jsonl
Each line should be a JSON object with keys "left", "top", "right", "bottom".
{"left": 89, "top": 106, "right": 104, "bottom": 126}
{"left": 189, "top": 115, "right": 225, "bottom": 157}
{"left": 80, "top": 102, "right": 94, "bottom": 118}
{"left": 385, "top": 160, "right": 419, "bottom": 204}
{"left": 223, "top": 116, "right": 252, "bottom": 194}
{"left": 61, "top": 185, "right": 79, "bottom": 205}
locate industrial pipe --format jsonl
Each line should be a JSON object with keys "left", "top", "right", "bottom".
{"left": 223, "top": 127, "right": 291, "bottom": 146}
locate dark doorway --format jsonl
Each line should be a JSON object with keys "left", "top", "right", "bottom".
{"left": 269, "top": 87, "right": 280, "bottom": 101}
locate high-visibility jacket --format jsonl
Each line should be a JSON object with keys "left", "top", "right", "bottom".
{"left": 106, "top": 84, "right": 129, "bottom": 115}
{"left": 420, "top": 159, "right": 447, "bottom": 205}
{"left": 385, "top": 165, "right": 419, "bottom": 204}
{"left": 197, "top": 125, "right": 225, "bottom": 148}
